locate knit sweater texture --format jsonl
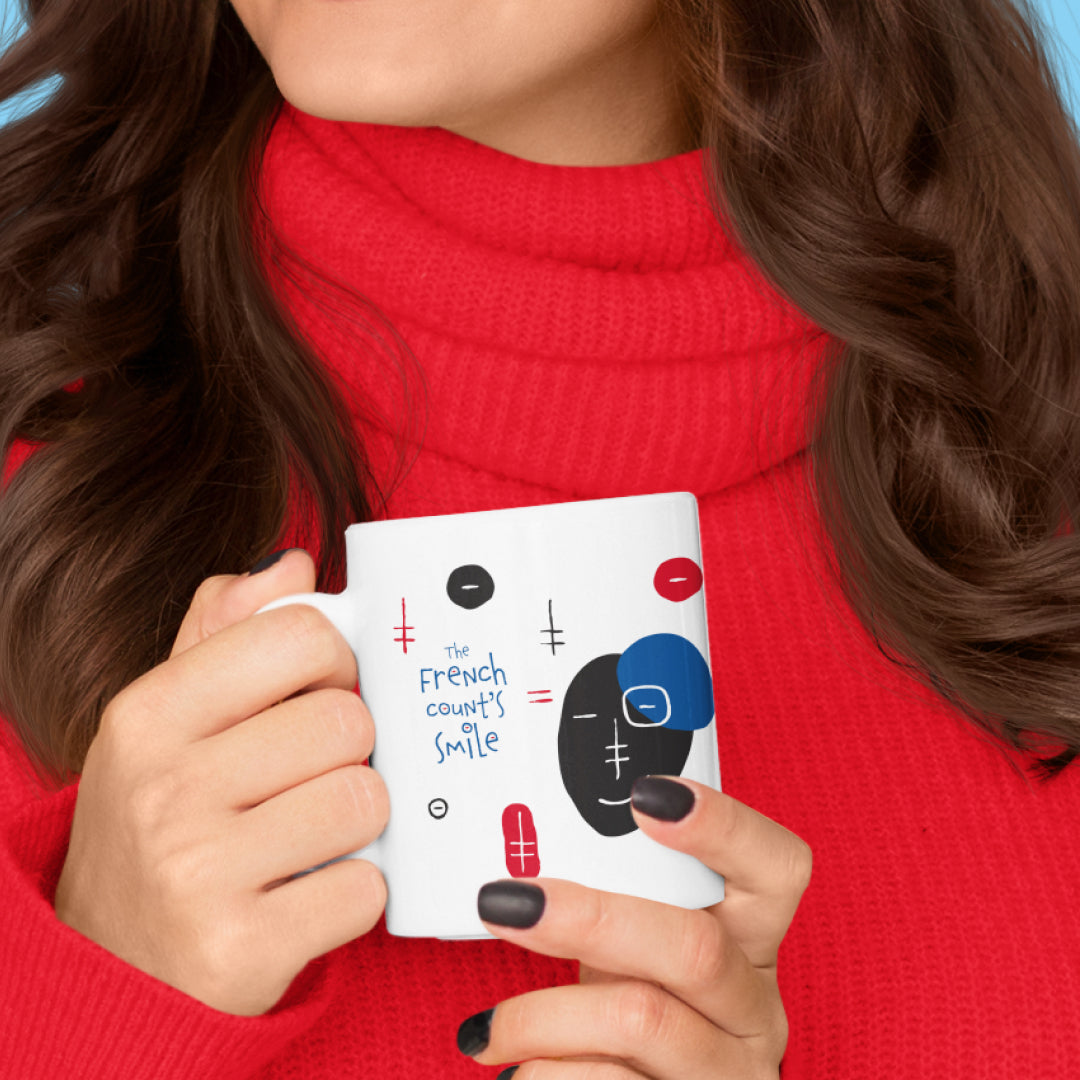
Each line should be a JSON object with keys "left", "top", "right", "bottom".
{"left": 1, "top": 101, "right": 1079, "bottom": 1078}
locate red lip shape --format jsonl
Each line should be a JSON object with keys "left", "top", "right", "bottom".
{"left": 653, "top": 556, "right": 703, "bottom": 602}
{"left": 502, "top": 803, "right": 541, "bottom": 877}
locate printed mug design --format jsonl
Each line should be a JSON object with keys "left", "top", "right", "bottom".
{"left": 447, "top": 564, "right": 495, "bottom": 609}
{"left": 502, "top": 802, "right": 541, "bottom": 877}
{"left": 559, "top": 633, "right": 714, "bottom": 836}
{"left": 403, "top": 552, "right": 714, "bottom": 859}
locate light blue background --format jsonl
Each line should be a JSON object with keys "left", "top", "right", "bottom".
{"left": 0, "top": 0, "right": 1078, "bottom": 126}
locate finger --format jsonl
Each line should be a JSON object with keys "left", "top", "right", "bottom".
{"left": 255, "top": 852, "right": 387, "bottom": 973}
{"left": 117, "top": 600, "right": 359, "bottom": 748}
{"left": 461, "top": 981, "right": 762, "bottom": 1080}
{"left": 170, "top": 548, "right": 316, "bottom": 658}
{"left": 225, "top": 763, "right": 389, "bottom": 889}
{"left": 580, "top": 963, "right": 630, "bottom": 986}
{"left": 630, "top": 775, "right": 812, "bottom": 962}
{"left": 192, "top": 688, "right": 374, "bottom": 810}
{"left": 477, "top": 878, "right": 776, "bottom": 1039}
{"left": 503, "top": 1060, "right": 649, "bottom": 1080}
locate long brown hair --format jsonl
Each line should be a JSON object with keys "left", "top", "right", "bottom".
{"left": 2, "top": 0, "right": 1079, "bottom": 789}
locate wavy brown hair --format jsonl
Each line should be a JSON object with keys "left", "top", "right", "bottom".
{"left": 2, "top": 0, "right": 1079, "bottom": 788}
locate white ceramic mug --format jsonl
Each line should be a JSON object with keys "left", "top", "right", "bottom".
{"left": 256, "top": 492, "right": 724, "bottom": 939}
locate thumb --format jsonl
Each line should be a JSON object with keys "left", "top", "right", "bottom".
{"left": 169, "top": 547, "right": 317, "bottom": 659}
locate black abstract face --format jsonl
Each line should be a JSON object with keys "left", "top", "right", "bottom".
{"left": 558, "top": 653, "right": 693, "bottom": 836}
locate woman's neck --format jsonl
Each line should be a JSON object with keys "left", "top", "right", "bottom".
{"left": 430, "top": 24, "right": 693, "bottom": 166}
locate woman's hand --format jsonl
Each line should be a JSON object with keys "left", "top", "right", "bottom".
{"left": 54, "top": 549, "right": 390, "bottom": 1017}
{"left": 457, "top": 775, "right": 811, "bottom": 1079}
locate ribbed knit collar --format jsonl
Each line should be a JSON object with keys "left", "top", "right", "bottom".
{"left": 334, "top": 114, "right": 726, "bottom": 271}
{"left": 258, "top": 102, "right": 832, "bottom": 501}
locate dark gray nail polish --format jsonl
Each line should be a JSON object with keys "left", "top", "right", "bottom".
{"left": 248, "top": 548, "right": 294, "bottom": 575}
{"left": 477, "top": 881, "right": 546, "bottom": 928}
{"left": 631, "top": 775, "right": 695, "bottom": 821}
{"left": 456, "top": 1007, "right": 494, "bottom": 1056}
{"left": 497, "top": 1068, "right": 520, "bottom": 1079}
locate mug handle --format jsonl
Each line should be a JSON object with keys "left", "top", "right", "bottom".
{"left": 254, "top": 591, "right": 385, "bottom": 877}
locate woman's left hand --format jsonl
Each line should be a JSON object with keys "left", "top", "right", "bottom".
{"left": 456, "top": 774, "right": 812, "bottom": 1079}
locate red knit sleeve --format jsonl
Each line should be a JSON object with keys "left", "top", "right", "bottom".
{"left": 0, "top": 725, "right": 342, "bottom": 1079}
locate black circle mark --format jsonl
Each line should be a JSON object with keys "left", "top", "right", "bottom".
{"left": 428, "top": 798, "right": 448, "bottom": 820}
{"left": 446, "top": 564, "right": 495, "bottom": 609}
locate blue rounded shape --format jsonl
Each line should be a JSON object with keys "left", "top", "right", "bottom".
{"left": 616, "top": 633, "right": 714, "bottom": 732}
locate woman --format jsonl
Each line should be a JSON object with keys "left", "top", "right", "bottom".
{"left": 0, "top": 0, "right": 1077, "bottom": 1076}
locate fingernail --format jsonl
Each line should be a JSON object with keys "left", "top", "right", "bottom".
{"left": 477, "top": 880, "right": 545, "bottom": 928}
{"left": 456, "top": 1006, "right": 494, "bottom": 1057}
{"left": 497, "top": 1068, "right": 520, "bottom": 1079}
{"left": 248, "top": 548, "right": 297, "bottom": 575}
{"left": 631, "top": 775, "right": 695, "bottom": 821}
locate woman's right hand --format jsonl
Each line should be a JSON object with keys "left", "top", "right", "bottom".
{"left": 53, "top": 549, "right": 389, "bottom": 1017}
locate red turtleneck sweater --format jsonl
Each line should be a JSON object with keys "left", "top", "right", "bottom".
{"left": 1, "top": 103, "right": 1078, "bottom": 1078}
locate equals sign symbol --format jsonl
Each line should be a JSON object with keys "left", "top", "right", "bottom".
{"left": 527, "top": 690, "right": 552, "bottom": 704}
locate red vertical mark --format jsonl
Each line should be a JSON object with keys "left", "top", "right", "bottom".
{"left": 653, "top": 557, "right": 703, "bottom": 602}
{"left": 502, "top": 803, "right": 540, "bottom": 877}
{"left": 393, "top": 597, "right": 415, "bottom": 654}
